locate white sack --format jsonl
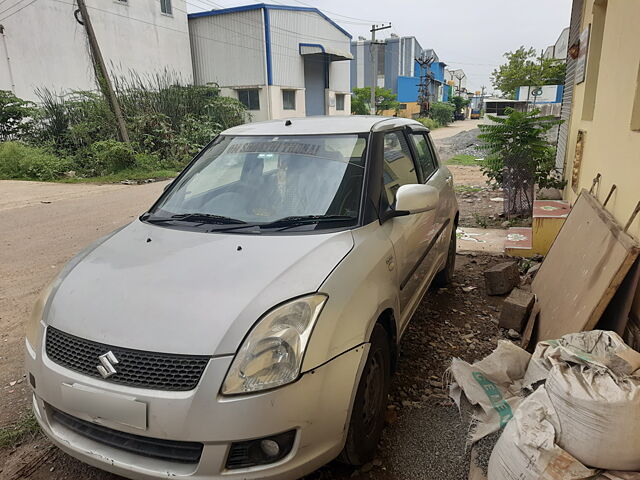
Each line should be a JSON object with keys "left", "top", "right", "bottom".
{"left": 546, "top": 363, "right": 640, "bottom": 471}
{"left": 448, "top": 340, "right": 531, "bottom": 442}
{"left": 487, "top": 386, "right": 596, "bottom": 480}
{"left": 524, "top": 330, "right": 640, "bottom": 387}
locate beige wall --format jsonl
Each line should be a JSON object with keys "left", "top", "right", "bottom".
{"left": 562, "top": 0, "right": 640, "bottom": 314}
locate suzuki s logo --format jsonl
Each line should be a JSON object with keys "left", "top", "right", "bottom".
{"left": 96, "top": 351, "right": 119, "bottom": 378}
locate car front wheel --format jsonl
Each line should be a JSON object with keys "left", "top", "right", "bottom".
{"left": 339, "top": 324, "right": 391, "bottom": 465}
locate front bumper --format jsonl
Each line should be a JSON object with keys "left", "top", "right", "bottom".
{"left": 25, "top": 334, "right": 368, "bottom": 480}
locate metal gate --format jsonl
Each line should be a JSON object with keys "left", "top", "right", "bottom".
{"left": 555, "top": 0, "right": 585, "bottom": 173}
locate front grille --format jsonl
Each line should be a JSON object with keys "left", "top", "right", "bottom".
{"left": 45, "top": 327, "right": 210, "bottom": 391}
{"left": 51, "top": 407, "right": 203, "bottom": 463}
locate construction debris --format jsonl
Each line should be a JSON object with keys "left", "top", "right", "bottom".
{"left": 449, "top": 330, "right": 640, "bottom": 478}
{"left": 499, "top": 288, "right": 535, "bottom": 332}
{"left": 483, "top": 261, "right": 520, "bottom": 296}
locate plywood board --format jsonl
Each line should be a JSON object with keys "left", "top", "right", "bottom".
{"left": 531, "top": 191, "right": 640, "bottom": 342}
{"left": 598, "top": 259, "right": 640, "bottom": 335}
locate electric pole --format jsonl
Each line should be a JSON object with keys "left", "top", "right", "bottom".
{"left": 454, "top": 71, "right": 466, "bottom": 96}
{"left": 369, "top": 23, "right": 391, "bottom": 115}
{"left": 76, "top": 0, "right": 129, "bottom": 142}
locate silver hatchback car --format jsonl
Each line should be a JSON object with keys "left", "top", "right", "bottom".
{"left": 25, "top": 116, "right": 458, "bottom": 479}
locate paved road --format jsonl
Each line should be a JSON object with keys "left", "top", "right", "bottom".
{"left": 0, "top": 180, "right": 168, "bottom": 426}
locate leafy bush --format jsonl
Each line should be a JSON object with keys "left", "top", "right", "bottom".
{"left": 416, "top": 117, "right": 440, "bottom": 130}
{"left": 0, "top": 90, "right": 36, "bottom": 141}
{"left": 74, "top": 140, "right": 136, "bottom": 176}
{"left": 429, "top": 102, "right": 455, "bottom": 126}
{"left": 0, "top": 142, "right": 71, "bottom": 180}
{"left": 478, "top": 108, "right": 564, "bottom": 217}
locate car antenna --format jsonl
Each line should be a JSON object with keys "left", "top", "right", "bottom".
{"left": 285, "top": 119, "right": 292, "bottom": 126}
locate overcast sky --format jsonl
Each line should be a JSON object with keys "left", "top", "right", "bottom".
{"left": 188, "top": 0, "right": 573, "bottom": 92}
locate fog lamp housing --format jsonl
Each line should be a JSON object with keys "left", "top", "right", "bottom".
{"left": 225, "top": 430, "right": 296, "bottom": 470}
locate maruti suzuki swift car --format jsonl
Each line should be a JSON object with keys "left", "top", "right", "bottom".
{"left": 25, "top": 116, "right": 458, "bottom": 480}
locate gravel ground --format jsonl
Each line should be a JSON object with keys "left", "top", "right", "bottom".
{"left": 434, "top": 128, "right": 483, "bottom": 163}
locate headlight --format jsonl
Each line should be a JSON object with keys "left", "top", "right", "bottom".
{"left": 222, "top": 294, "right": 327, "bottom": 395}
{"left": 26, "top": 280, "right": 55, "bottom": 348}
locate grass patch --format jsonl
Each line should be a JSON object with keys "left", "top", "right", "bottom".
{"left": 447, "top": 154, "right": 481, "bottom": 166}
{"left": 455, "top": 185, "right": 482, "bottom": 193}
{"left": 0, "top": 410, "right": 40, "bottom": 448}
{"left": 60, "top": 168, "right": 180, "bottom": 184}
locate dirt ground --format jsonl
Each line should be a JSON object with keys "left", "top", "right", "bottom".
{"left": 1, "top": 120, "right": 510, "bottom": 480}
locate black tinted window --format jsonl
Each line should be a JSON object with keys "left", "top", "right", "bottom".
{"left": 410, "top": 133, "right": 438, "bottom": 181}
{"left": 382, "top": 131, "right": 419, "bottom": 205}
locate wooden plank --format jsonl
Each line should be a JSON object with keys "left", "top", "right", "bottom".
{"left": 598, "top": 259, "right": 640, "bottom": 335}
{"left": 531, "top": 191, "right": 640, "bottom": 342}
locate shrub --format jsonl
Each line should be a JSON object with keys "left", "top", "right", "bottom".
{"left": 134, "top": 153, "right": 163, "bottom": 171}
{"left": 76, "top": 140, "right": 136, "bottom": 176}
{"left": 416, "top": 117, "right": 440, "bottom": 130}
{"left": 0, "top": 141, "right": 71, "bottom": 180}
{"left": 0, "top": 90, "right": 36, "bottom": 141}
{"left": 429, "top": 102, "right": 455, "bottom": 126}
{"left": 478, "top": 108, "right": 564, "bottom": 218}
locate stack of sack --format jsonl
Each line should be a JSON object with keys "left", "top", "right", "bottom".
{"left": 448, "top": 331, "right": 640, "bottom": 479}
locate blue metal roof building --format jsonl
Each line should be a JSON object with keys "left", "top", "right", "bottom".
{"left": 189, "top": 3, "right": 353, "bottom": 121}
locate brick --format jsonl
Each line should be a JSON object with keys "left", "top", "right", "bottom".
{"left": 500, "top": 288, "right": 535, "bottom": 332}
{"left": 483, "top": 261, "right": 520, "bottom": 295}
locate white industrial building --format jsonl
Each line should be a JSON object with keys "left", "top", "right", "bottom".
{"left": 188, "top": 3, "right": 352, "bottom": 121}
{"left": 0, "top": 0, "right": 193, "bottom": 101}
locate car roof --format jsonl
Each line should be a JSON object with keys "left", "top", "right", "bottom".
{"left": 221, "top": 115, "right": 426, "bottom": 136}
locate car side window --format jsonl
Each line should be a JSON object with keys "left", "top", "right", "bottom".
{"left": 382, "top": 131, "right": 419, "bottom": 206}
{"left": 410, "top": 132, "right": 438, "bottom": 181}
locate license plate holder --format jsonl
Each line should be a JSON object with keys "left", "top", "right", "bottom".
{"left": 61, "top": 383, "right": 147, "bottom": 430}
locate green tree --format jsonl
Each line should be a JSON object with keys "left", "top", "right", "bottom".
{"left": 450, "top": 95, "right": 470, "bottom": 114}
{"left": 351, "top": 87, "right": 400, "bottom": 115}
{"left": 429, "top": 102, "right": 455, "bottom": 126}
{"left": 491, "top": 47, "right": 566, "bottom": 99}
{"left": 478, "top": 108, "right": 564, "bottom": 218}
{"left": 0, "top": 90, "right": 36, "bottom": 141}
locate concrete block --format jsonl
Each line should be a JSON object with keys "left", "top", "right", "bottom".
{"left": 484, "top": 261, "right": 520, "bottom": 295}
{"left": 500, "top": 288, "right": 535, "bottom": 332}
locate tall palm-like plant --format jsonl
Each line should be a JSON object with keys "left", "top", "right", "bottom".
{"left": 478, "top": 108, "right": 563, "bottom": 218}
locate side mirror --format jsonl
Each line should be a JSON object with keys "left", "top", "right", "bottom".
{"left": 395, "top": 184, "right": 439, "bottom": 215}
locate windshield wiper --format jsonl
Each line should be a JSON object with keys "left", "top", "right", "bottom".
{"left": 145, "top": 213, "right": 247, "bottom": 225}
{"left": 260, "top": 214, "right": 356, "bottom": 230}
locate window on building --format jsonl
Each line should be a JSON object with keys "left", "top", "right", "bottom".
{"left": 282, "top": 90, "right": 296, "bottom": 110}
{"left": 336, "top": 94, "right": 345, "bottom": 111}
{"left": 160, "top": 0, "right": 172, "bottom": 14}
{"left": 410, "top": 133, "right": 438, "bottom": 181}
{"left": 399, "top": 103, "right": 407, "bottom": 110}
{"left": 582, "top": 0, "right": 607, "bottom": 121}
{"left": 382, "top": 131, "right": 419, "bottom": 207}
{"left": 238, "top": 89, "right": 260, "bottom": 110}
{"left": 631, "top": 62, "right": 640, "bottom": 131}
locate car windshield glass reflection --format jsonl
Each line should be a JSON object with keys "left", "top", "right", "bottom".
{"left": 147, "top": 134, "right": 367, "bottom": 231}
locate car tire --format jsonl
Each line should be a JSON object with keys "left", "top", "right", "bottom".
{"left": 433, "top": 224, "right": 456, "bottom": 287}
{"left": 339, "top": 324, "right": 391, "bottom": 466}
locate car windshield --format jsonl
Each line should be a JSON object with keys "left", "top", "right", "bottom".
{"left": 147, "top": 134, "right": 368, "bottom": 231}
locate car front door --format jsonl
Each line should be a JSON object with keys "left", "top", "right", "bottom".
{"left": 378, "top": 129, "right": 439, "bottom": 334}
{"left": 408, "top": 127, "right": 456, "bottom": 278}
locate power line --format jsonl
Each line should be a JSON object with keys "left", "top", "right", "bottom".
{"left": 0, "top": 0, "right": 39, "bottom": 21}
{"left": 289, "top": 0, "right": 381, "bottom": 24}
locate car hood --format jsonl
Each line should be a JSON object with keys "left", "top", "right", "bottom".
{"left": 46, "top": 220, "right": 354, "bottom": 356}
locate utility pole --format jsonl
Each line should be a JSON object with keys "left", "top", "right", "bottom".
{"left": 454, "top": 71, "right": 466, "bottom": 96}
{"left": 0, "top": 25, "right": 16, "bottom": 94}
{"left": 416, "top": 52, "right": 435, "bottom": 117}
{"left": 369, "top": 23, "right": 391, "bottom": 115}
{"left": 76, "top": 0, "right": 129, "bottom": 142}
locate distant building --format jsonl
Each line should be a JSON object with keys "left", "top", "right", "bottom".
{"left": 350, "top": 35, "right": 446, "bottom": 118}
{"left": 543, "top": 27, "right": 570, "bottom": 61}
{"left": 0, "top": 0, "right": 193, "bottom": 102}
{"left": 188, "top": 3, "right": 352, "bottom": 121}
